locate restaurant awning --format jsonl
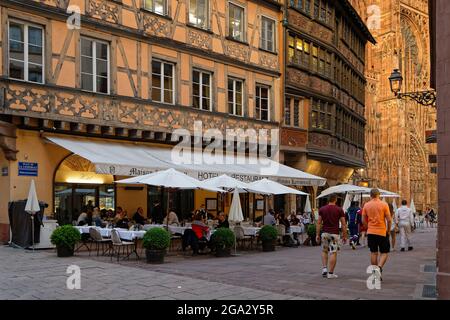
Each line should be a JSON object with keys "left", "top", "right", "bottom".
{"left": 46, "top": 136, "right": 326, "bottom": 186}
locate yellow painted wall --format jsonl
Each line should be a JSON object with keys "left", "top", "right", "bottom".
{"left": 115, "top": 185, "right": 148, "bottom": 219}
{"left": 0, "top": 150, "right": 11, "bottom": 224}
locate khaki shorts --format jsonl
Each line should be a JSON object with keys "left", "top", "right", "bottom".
{"left": 321, "top": 233, "right": 340, "bottom": 253}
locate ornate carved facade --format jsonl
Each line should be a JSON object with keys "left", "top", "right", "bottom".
{"left": 349, "top": 0, "right": 437, "bottom": 211}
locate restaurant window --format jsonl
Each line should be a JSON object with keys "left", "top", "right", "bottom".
{"left": 148, "top": 187, "right": 193, "bottom": 221}
{"left": 53, "top": 155, "right": 114, "bottom": 226}
{"left": 81, "top": 37, "right": 109, "bottom": 94}
{"left": 189, "top": 0, "right": 209, "bottom": 29}
{"left": 228, "top": 78, "right": 244, "bottom": 116}
{"left": 256, "top": 85, "right": 270, "bottom": 121}
{"left": 192, "top": 69, "right": 212, "bottom": 111}
{"left": 152, "top": 59, "right": 175, "bottom": 104}
{"left": 260, "top": 16, "right": 275, "bottom": 52}
{"left": 229, "top": 3, "right": 245, "bottom": 42}
{"left": 144, "top": 0, "right": 167, "bottom": 15}
{"left": 9, "top": 21, "right": 44, "bottom": 83}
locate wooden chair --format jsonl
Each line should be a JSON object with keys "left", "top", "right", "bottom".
{"left": 110, "top": 229, "right": 135, "bottom": 261}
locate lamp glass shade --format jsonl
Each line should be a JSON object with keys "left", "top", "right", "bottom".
{"left": 389, "top": 69, "right": 403, "bottom": 95}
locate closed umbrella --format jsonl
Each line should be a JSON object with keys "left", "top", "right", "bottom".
{"left": 304, "top": 195, "right": 312, "bottom": 213}
{"left": 410, "top": 199, "right": 416, "bottom": 214}
{"left": 343, "top": 193, "right": 351, "bottom": 213}
{"left": 25, "top": 179, "right": 40, "bottom": 251}
{"left": 228, "top": 188, "right": 244, "bottom": 255}
{"left": 392, "top": 199, "right": 398, "bottom": 214}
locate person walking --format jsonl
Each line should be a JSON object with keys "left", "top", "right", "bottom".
{"left": 388, "top": 203, "right": 397, "bottom": 251}
{"left": 316, "top": 194, "right": 348, "bottom": 279}
{"left": 346, "top": 201, "right": 361, "bottom": 250}
{"left": 396, "top": 200, "right": 414, "bottom": 252}
{"left": 362, "top": 189, "right": 392, "bottom": 281}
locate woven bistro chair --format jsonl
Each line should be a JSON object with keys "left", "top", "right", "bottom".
{"left": 110, "top": 229, "right": 135, "bottom": 262}
{"left": 89, "top": 227, "right": 112, "bottom": 257}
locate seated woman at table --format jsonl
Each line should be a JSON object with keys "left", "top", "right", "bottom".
{"left": 163, "top": 208, "right": 180, "bottom": 226}
{"left": 114, "top": 207, "right": 130, "bottom": 229}
{"left": 132, "top": 207, "right": 147, "bottom": 225}
{"left": 216, "top": 211, "right": 229, "bottom": 229}
{"left": 191, "top": 214, "right": 209, "bottom": 242}
{"left": 92, "top": 207, "right": 103, "bottom": 227}
{"left": 289, "top": 211, "right": 300, "bottom": 225}
{"left": 77, "top": 211, "right": 88, "bottom": 226}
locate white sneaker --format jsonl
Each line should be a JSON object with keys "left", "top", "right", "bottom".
{"left": 327, "top": 273, "right": 338, "bottom": 279}
{"left": 322, "top": 267, "right": 328, "bottom": 277}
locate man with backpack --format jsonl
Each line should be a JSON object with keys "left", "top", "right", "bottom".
{"left": 346, "top": 201, "right": 362, "bottom": 250}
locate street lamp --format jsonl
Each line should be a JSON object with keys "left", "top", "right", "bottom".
{"left": 389, "top": 69, "right": 436, "bottom": 107}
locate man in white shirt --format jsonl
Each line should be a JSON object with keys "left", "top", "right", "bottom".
{"left": 395, "top": 200, "right": 414, "bottom": 251}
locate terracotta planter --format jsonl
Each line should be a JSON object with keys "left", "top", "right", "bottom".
{"left": 145, "top": 249, "right": 166, "bottom": 264}
{"left": 262, "top": 240, "right": 275, "bottom": 252}
{"left": 56, "top": 245, "right": 74, "bottom": 257}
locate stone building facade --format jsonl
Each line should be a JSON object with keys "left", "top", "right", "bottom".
{"left": 350, "top": 0, "right": 437, "bottom": 211}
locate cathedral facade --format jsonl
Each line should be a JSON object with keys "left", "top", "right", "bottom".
{"left": 350, "top": 0, "right": 437, "bottom": 212}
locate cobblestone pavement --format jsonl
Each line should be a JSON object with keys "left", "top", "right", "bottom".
{"left": 0, "top": 227, "right": 436, "bottom": 300}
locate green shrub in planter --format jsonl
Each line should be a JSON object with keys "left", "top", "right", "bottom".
{"left": 50, "top": 225, "right": 81, "bottom": 257}
{"left": 259, "top": 225, "right": 278, "bottom": 252}
{"left": 211, "top": 228, "right": 235, "bottom": 257}
{"left": 143, "top": 228, "right": 171, "bottom": 263}
{"left": 307, "top": 224, "right": 316, "bottom": 238}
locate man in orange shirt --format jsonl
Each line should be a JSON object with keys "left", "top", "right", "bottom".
{"left": 362, "top": 188, "right": 392, "bottom": 279}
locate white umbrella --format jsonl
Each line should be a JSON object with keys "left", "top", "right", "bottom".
{"left": 25, "top": 179, "right": 40, "bottom": 251}
{"left": 228, "top": 188, "right": 244, "bottom": 255}
{"left": 410, "top": 198, "right": 416, "bottom": 214}
{"left": 247, "top": 179, "right": 308, "bottom": 195}
{"left": 317, "top": 184, "right": 371, "bottom": 199}
{"left": 392, "top": 198, "right": 398, "bottom": 213}
{"left": 116, "top": 168, "right": 222, "bottom": 192}
{"left": 229, "top": 188, "right": 244, "bottom": 224}
{"left": 203, "top": 174, "right": 251, "bottom": 192}
{"left": 116, "top": 169, "right": 222, "bottom": 230}
{"left": 343, "top": 193, "right": 351, "bottom": 212}
{"left": 304, "top": 195, "right": 312, "bottom": 213}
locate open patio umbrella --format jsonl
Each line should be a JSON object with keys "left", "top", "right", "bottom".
{"left": 317, "top": 184, "right": 371, "bottom": 199}
{"left": 228, "top": 188, "right": 244, "bottom": 255}
{"left": 25, "top": 179, "right": 40, "bottom": 251}
{"left": 116, "top": 169, "right": 222, "bottom": 228}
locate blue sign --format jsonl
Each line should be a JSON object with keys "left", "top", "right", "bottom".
{"left": 18, "top": 162, "right": 38, "bottom": 176}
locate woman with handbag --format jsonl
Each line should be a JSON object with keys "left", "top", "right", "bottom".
{"left": 388, "top": 203, "right": 398, "bottom": 251}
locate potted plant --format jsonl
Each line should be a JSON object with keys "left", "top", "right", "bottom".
{"left": 259, "top": 225, "right": 278, "bottom": 252}
{"left": 50, "top": 225, "right": 81, "bottom": 257}
{"left": 210, "top": 228, "right": 235, "bottom": 257}
{"left": 143, "top": 228, "right": 171, "bottom": 264}
{"left": 306, "top": 223, "right": 318, "bottom": 246}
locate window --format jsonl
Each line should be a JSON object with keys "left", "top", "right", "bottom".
{"left": 318, "top": 48, "right": 325, "bottom": 75}
{"left": 192, "top": 70, "right": 212, "bottom": 110}
{"left": 293, "top": 100, "right": 300, "bottom": 127}
{"left": 284, "top": 98, "right": 291, "bottom": 126}
{"left": 303, "top": 41, "right": 310, "bottom": 66}
{"left": 288, "top": 35, "right": 295, "bottom": 63}
{"left": 314, "top": 0, "right": 319, "bottom": 18}
{"left": 81, "top": 38, "right": 109, "bottom": 93}
{"left": 144, "top": 0, "right": 166, "bottom": 15}
{"left": 152, "top": 60, "right": 175, "bottom": 104}
{"left": 228, "top": 78, "right": 243, "bottom": 116}
{"left": 325, "top": 52, "right": 332, "bottom": 77}
{"left": 320, "top": 0, "right": 326, "bottom": 22}
{"left": 229, "top": 3, "right": 244, "bottom": 41}
{"left": 305, "top": 0, "right": 311, "bottom": 15}
{"left": 189, "top": 0, "right": 209, "bottom": 29}
{"left": 312, "top": 45, "right": 318, "bottom": 72}
{"left": 311, "top": 99, "right": 332, "bottom": 130}
{"left": 9, "top": 21, "right": 44, "bottom": 83}
{"left": 260, "top": 17, "right": 275, "bottom": 52}
{"left": 256, "top": 86, "right": 269, "bottom": 121}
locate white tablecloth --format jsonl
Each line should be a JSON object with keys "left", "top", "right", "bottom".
{"left": 290, "top": 225, "right": 303, "bottom": 233}
{"left": 75, "top": 226, "right": 144, "bottom": 241}
{"left": 242, "top": 227, "right": 261, "bottom": 236}
{"left": 143, "top": 224, "right": 189, "bottom": 235}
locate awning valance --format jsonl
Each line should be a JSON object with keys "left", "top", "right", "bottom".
{"left": 47, "top": 136, "right": 326, "bottom": 186}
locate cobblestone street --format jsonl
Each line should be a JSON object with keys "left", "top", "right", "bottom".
{"left": 0, "top": 228, "right": 436, "bottom": 300}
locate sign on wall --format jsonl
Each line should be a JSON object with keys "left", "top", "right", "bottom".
{"left": 18, "top": 162, "right": 38, "bottom": 176}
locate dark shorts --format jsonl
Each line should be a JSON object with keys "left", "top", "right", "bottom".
{"left": 368, "top": 234, "right": 390, "bottom": 253}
